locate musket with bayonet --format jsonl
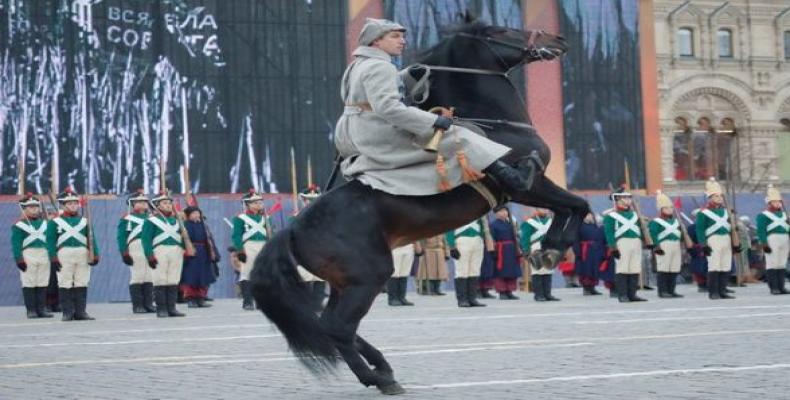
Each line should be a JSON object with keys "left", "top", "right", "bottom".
{"left": 182, "top": 163, "right": 218, "bottom": 263}
{"left": 671, "top": 198, "right": 695, "bottom": 250}
{"left": 160, "top": 158, "right": 195, "bottom": 257}
{"left": 81, "top": 194, "right": 97, "bottom": 263}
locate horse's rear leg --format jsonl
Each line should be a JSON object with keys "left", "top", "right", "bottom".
{"left": 356, "top": 335, "right": 394, "bottom": 380}
{"left": 321, "top": 284, "right": 403, "bottom": 395}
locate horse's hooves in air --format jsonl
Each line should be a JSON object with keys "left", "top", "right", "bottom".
{"left": 540, "top": 249, "right": 562, "bottom": 270}
{"left": 377, "top": 382, "right": 406, "bottom": 395}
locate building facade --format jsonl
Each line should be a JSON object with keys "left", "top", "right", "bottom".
{"left": 654, "top": 0, "right": 790, "bottom": 192}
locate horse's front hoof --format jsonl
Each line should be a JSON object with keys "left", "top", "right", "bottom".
{"left": 540, "top": 249, "right": 561, "bottom": 269}
{"left": 377, "top": 382, "right": 406, "bottom": 395}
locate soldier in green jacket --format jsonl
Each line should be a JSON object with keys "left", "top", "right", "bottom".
{"left": 11, "top": 193, "right": 52, "bottom": 318}
{"left": 520, "top": 209, "right": 558, "bottom": 302}
{"left": 47, "top": 188, "right": 99, "bottom": 321}
{"left": 232, "top": 190, "right": 271, "bottom": 310}
{"left": 142, "top": 191, "right": 186, "bottom": 317}
{"left": 648, "top": 191, "right": 684, "bottom": 299}
{"left": 446, "top": 217, "right": 489, "bottom": 307}
{"left": 117, "top": 190, "right": 155, "bottom": 313}
{"left": 603, "top": 186, "right": 647, "bottom": 303}
{"left": 756, "top": 184, "right": 789, "bottom": 295}
{"left": 695, "top": 178, "right": 741, "bottom": 300}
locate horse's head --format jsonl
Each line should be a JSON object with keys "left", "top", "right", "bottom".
{"left": 420, "top": 14, "right": 568, "bottom": 73}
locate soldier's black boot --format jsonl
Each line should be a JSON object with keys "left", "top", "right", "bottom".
{"left": 141, "top": 282, "right": 156, "bottom": 313}
{"left": 387, "top": 278, "right": 403, "bottom": 306}
{"left": 718, "top": 273, "right": 734, "bottom": 299}
{"left": 707, "top": 272, "right": 721, "bottom": 300}
{"left": 34, "top": 287, "right": 53, "bottom": 318}
{"left": 483, "top": 160, "right": 536, "bottom": 195}
{"left": 767, "top": 269, "right": 779, "bottom": 295}
{"left": 657, "top": 273, "right": 671, "bottom": 298}
{"left": 22, "top": 288, "right": 38, "bottom": 319}
{"left": 467, "top": 277, "right": 486, "bottom": 307}
{"left": 629, "top": 275, "right": 647, "bottom": 301}
{"left": 397, "top": 278, "right": 413, "bottom": 306}
{"left": 669, "top": 273, "right": 683, "bottom": 297}
{"left": 616, "top": 274, "right": 630, "bottom": 303}
{"left": 455, "top": 278, "right": 471, "bottom": 308}
{"left": 129, "top": 284, "right": 147, "bottom": 314}
{"left": 240, "top": 281, "right": 255, "bottom": 310}
{"left": 167, "top": 286, "right": 185, "bottom": 317}
{"left": 430, "top": 280, "right": 446, "bottom": 296}
{"left": 154, "top": 286, "right": 169, "bottom": 318}
{"left": 532, "top": 275, "right": 546, "bottom": 301}
{"left": 777, "top": 270, "right": 790, "bottom": 294}
{"left": 544, "top": 275, "right": 560, "bottom": 301}
{"left": 59, "top": 288, "right": 75, "bottom": 321}
{"left": 73, "top": 287, "right": 95, "bottom": 320}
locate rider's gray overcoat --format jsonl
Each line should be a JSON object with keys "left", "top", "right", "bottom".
{"left": 334, "top": 46, "right": 511, "bottom": 196}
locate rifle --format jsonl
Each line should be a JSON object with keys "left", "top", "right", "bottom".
{"left": 721, "top": 195, "right": 741, "bottom": 249}
{"left": 623, "top": 161, "right": 654, "bottom": 248}
{"left": 82, "top": 195, "right": 96, "bottom": 262}
{"left": 183, "top": 165, "right": 218, "bottom": 263}
{"left": 672, "top": 201, "right": 695, "bottom": 250}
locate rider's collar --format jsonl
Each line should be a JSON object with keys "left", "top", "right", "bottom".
{"left": 352, "top": 46, "right": 392, "bottom": 62}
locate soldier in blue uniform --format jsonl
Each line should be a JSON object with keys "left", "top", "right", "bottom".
{"left": 489, "top": 205, "right": 522, "bottom": 300}
{"left": 574, "top": 213, "right": 606, "bottom": 296}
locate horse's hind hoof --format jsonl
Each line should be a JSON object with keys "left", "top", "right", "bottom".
{"left": 377, "top": 382, "right": 406, "bottom": 395}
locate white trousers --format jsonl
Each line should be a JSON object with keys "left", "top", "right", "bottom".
{"left": 706, "top": 234, "right": 732, "bottom": 272}
{"left": 239, "top": 241, "right": 265, "bottom": 281}
{"left": 20, "top": 248, "right": 50, "bottom": 287}
{"left": 391, "top": 244, "right": 414, "bottom": 278}
{"left": 766, "top": 234, "right": 790, "bottom": 270}
{"left": 152, "top": 245, "right": 183, "bottom": 286}
{"left": 56, "top": 247, "right": 91, "bottom": 288}
{"left": 615, "top": 238, "right": 642, "bottom": 274}
{"left": 128, "top": 240, "right": 153, "bottom": 284}
{"left": 656, "top": 240, "right": 682, "bottom": 273}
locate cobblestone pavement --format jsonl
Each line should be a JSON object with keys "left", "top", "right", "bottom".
{"left": 1, "top": 283, "right": 789, "bottom": 399}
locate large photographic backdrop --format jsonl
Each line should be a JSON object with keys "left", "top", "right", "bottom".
{"left": 558, "top": 0, "right": 646, "bottom": 190}
{"left": 0, "top": 0, "right": 346, "bottom": 195}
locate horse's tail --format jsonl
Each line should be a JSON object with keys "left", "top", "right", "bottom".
{"left": 249, "top": 228, "right": 337, "bottom": 374}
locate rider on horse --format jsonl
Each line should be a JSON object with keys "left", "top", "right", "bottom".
{"left": 335, "top": 18, "right": 537, "bottom": 198}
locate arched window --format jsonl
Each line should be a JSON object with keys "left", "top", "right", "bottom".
{"left": 785, "top": 31, "right": 790, "bottom": 60}
{"left": 717, "top": 29, "right": 733, "bottom": 58}
{"left": 672, "top": 116, "right": 737, "bottom": 181}
{"left": 677, "top": 28, "right": 694, "bottom": 57}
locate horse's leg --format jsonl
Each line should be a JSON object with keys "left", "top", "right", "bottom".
{"left": 511, "top": 175, "right": 591, "bottom": 266}
{"left": 321, "top": 284, "right": 404, "bottom": 394}
{"left": 356, "top": 335, "right": 394, "bottom": 380}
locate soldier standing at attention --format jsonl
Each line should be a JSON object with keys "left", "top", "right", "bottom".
{"left": 11, "top": 193, "right": 52, "bottom": 318}
{"left": 232, "top": 190, "right": 271, "bottom": 310}
{"left": 47, "top": 188, "right": 99, "bottom": 321}
{"left": 756, "top": 185, "right": 789, "bottom": 295}
{"left": 603, "top": 187, "right": 647, "bottom": 303}
{"left": 695, "top": 178, "right": 741, "bottom": 300}
{"left": 649, "top": 191, "right": 684, "bottom": 299}
{"left": 117, "top": 190, "right": 156, "bottom": 314}
{"left": 520, "top": 209, "right": 559, "bottom": 301}
{"left": 142, "top": 191, "right": 187, "bottom": 317}
{"left": 446, "top": 217, "right": 489, "bottom": 307}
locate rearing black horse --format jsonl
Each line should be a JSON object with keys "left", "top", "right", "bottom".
{"left": 250, "top": 17, "right": 590, "bottom": 395}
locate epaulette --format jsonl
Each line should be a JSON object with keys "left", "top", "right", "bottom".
{"left": 601, "top": 208, "right": 615, "bottom": 216}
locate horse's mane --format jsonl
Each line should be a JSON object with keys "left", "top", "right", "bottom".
{"left": 412, "top": 15, "right": 491, "bottom": 62}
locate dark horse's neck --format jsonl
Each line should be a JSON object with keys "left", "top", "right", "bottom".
{"left": 417, "top": 39, "right": 531, "bottom": 124}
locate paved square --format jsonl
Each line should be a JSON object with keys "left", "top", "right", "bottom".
{"left": 1, "top": 284, "right": 788, "bottom": 399}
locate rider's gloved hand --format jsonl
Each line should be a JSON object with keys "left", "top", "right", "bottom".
{"left": 433, "top": 115, "right": 452, "bottom": 131}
